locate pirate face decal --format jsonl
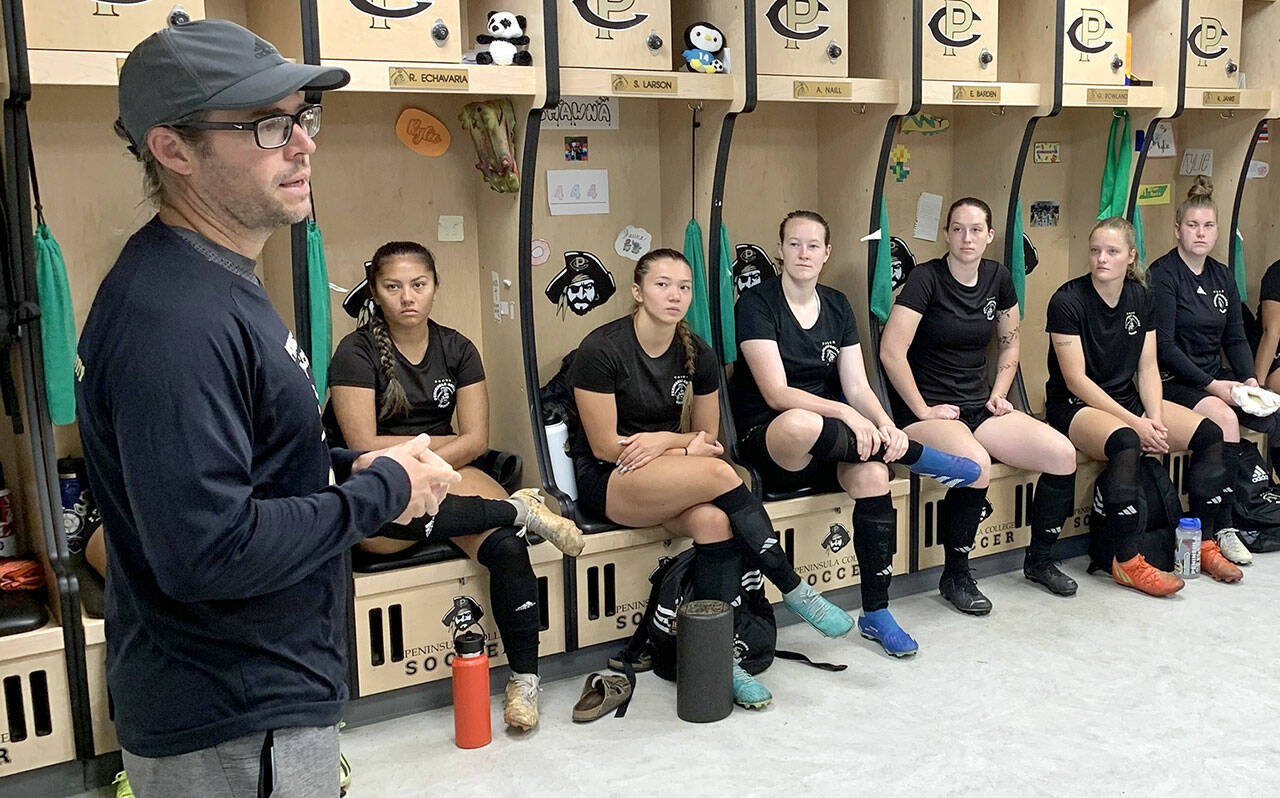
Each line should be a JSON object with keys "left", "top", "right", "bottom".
{"left": 733, "top": 243, "right": 778, "bottom": 295}
{"left": 441, "top": 595, "right": 486, "bottom": 633}
{"left": 1023, "top": 233, "right": 1040, "bottom": 275}
{"left": 546, "top": 251, "right": 616, "bottom": 316}
{"left": 823, "top": 523, "right": 851, "bottom": 554}
{"left": 889, "top": 236, "right": 915, "bottom": 290}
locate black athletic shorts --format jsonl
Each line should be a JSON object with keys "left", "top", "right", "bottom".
{"left": 737, "top": 420, "right": 842, "bottom": 495}
{"left": 893, "top": 400, "right": 994, "bottom": 433}
{"left": 1162, "top": 378, "right": 1280, "bottom": 437}
{"left": 1045, "top": 391, "right": 1144, "bottom": 437}
{"left": 572, "top": 455, "right": 616, "bottom": 521}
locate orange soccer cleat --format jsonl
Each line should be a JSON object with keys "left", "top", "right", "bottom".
{"left": 1112, "top": 554, "right": 1185, "bottom": 597}
{"left": 1199, "top": 540, "right": 1244, "bottom": 583}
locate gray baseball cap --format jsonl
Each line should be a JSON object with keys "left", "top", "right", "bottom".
{"left": 117, "top": 13, "right": 350, "bottom": 150}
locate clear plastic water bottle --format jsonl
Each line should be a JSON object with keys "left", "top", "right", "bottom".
{"left": 1175, "top": 518, "right": 1201, "bottom": 579}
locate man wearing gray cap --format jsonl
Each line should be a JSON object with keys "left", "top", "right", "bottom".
{"left": 75, "top": 14, "right": 458, "bottom": 796}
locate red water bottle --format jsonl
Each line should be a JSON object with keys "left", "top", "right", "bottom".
{"left": 452, "top": 631, "right": 491, "bottom": 749}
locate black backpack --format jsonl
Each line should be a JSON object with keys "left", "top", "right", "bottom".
{"left": 1087, "top": 456, "right": 1182, "bottom": 573}
{"left": 1230, "top": 439, "right": 1280, "bottom": 552}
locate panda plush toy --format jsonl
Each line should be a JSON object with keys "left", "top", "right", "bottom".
{"left": 682, "top": 22, "right": 726, "bottom": 73}
{"left": 476, "top": 10, "right": 532, "bottom": 66}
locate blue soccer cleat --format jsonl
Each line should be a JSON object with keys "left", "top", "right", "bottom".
{"left": 857, "top": 608, "right": 919, "bottom": 657}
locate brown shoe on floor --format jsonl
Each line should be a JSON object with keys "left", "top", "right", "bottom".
{"left": 571, "top": 673, "right": 633, "bottom": 722}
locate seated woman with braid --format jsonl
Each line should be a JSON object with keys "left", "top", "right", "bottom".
{"left": 325, "top": 241, "right": 584, "bottom": 731}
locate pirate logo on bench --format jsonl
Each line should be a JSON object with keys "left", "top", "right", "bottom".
{"left": 733, "top": 243, "right": 778, "bottom": 295}
{"left": 441, "top": 595, "right": 485, "bottom": 633}
{"left": 546, "top": 250, "right": 616, "bottom": 317}
{"left": 822, "top": 523, "right": 851, "bottom": 554}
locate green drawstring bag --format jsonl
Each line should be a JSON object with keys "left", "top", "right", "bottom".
{"left": 306, "top": 219, "right": 332, "bottom": 402}
{"left": 682, "top": 218, "right": 714, "bottom": 345}
{"left": 870, "top": 196, "right": 894, "bottom": 324}
{"left": 716, "top": 223, "right": 737, "bottom": 364}
{"left": 34, "top": 223, "right": 77, "bottom": 425}
{"left": 1098, "top": 110, "right": 1133, "bottom": 219}
{"left": 1010, "top": 196, "right": 1027, "bottom": 318}
{"left": 1233, "top": 228, "right": 1247, "bottom": 302}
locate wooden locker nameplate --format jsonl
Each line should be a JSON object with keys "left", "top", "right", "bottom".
{"left": 611, "top": 73, "right": 678, "bottom": 94}
{"left": 1086, "top": 88, "right": 1129, "bottom": 105}
{"left": 793, "top": 80, "right": 851, "bottom": 100}
{"left": 388, "top": 67, "right": 470, "bottom": 91}
{"left": 1203, "top": 90, "right": 1240, "bottom": 106}
{"left": 952, "top": 84, "right": 1001, "bottom": 103}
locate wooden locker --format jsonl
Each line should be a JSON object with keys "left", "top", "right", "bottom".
{"left": 755, "top": 0, "right": 848, "bottom": 78}
{"left": 23, "top": 0, "right": 207, "bottom": 52}
{"left": 0, "top": 625, "right": 76, "bottom": 778}
{"left": 573, "top": 528, "right": 692, "bottom": 649}
{"left": 314, "top": 0, "right": 463, "bottom": 63}
{"left": 920, "top": 0, "right": 999, "bottom": 82}
{"left": 557, "top": 0, "right": 672, "bottom": 70}
{"left": 1061, "top": 0, "right": 1129, "bottom": 85}
{"left": 1185, "top": 0, "right": 1243, "bottom": 89}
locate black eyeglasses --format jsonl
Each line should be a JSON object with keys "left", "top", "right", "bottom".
{"left": 169, "top": 104, "right": 323, "bottom": 150}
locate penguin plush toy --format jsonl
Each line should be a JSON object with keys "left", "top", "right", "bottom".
{"left": 682, "top": 22, "right": 726, "bottom": 73}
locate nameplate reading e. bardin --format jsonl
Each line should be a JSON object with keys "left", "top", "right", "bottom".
{"left": 611, "top": 74, "right": 679, "bottom": 95}
{"left": 1087, "top": 88, "right": 1129, "bottom": 105}
{"left": 1203, "top": 91, "right": 1240, "bottom": 106}
{"left": 388, "top": 67, "right": 470, "bottom": 91}
{"left": 952, "top": 85, "right": 1001, "bottom": 103}
{"left": 793, "top": 80, "right": 852, "bottom": 100}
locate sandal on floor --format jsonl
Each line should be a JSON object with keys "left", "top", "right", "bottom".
{"left": 571, "top": 673, "right": 633, "bottom": 722}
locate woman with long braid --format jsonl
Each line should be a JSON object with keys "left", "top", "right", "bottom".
{"left": 570, "top": 248, "right": 850, "bottom": 710}
{"left": 326, "top": 241, "right": 584, "bottom": 731}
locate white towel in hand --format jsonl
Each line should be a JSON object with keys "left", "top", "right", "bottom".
{"left": 1231, "top": 384, "right": 1280, "bottom": 417}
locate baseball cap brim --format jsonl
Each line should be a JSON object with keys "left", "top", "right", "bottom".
{"left": 202, "top": 61, "right": 350, "bottom": 111}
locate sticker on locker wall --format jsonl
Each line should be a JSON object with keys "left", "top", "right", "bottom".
{"left": 1179, "top": 148, "right": 1213, "bottom": 177}
{"left": 531, "top": 239, "right": 551, "bottom": 266}
{"left": 1247, "top": 161, "right": 1269, "bottom": 180}
{"left": 395, "top": 108, "right": 451, "bottom": 157}
{"left": 900, "top": 113, "right": 950, "bottom": 135}
{"left": 1033, "top": 142, "right": 1060, "bottom": 164}
{"left": 572, "top": 0, "right": 649, "bottom": 35}
{"left": 614, "top": 225, "right": 652, "bottom": 260}
{"left": 1148, "top": 121, "right": 1176, "bottom": 158}
{"left": 1066, "top": 8, "right": 1115, "bottom": 58}
{"left": 763, "top": 0, "right": 832, "bottom": 43}
{"left": 1030, "top": 201, "right": 1059, "bottom": 228}
{"left": 546, "top": 251, "right": 616, "bottom": 317}
{"left": 928, "top": 1, "right": 983, "bottom": 54}
{"left": 546, "top": 169, "right": 610, "bottom": 216}
{"left": 542, "top": 96, "right": 620, "bottom": 130}
{"left": 1137, "top": 184, "right": 1172, "bottom": 206}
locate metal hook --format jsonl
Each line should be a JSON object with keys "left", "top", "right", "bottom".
{"left": 688, "top": 101, "right": 704, "bottom": 112}
{"left": 991, "top": 105, "right": 1006, "bottom": 116}
{"left": 1113, "top": 108, "right": 1125, "bottom": 118}
{"left": 855, "top": 103, "right": 867, "bottom": 115}
{"left": 1219, "top": 110, "right": 1235, "bottom": 119}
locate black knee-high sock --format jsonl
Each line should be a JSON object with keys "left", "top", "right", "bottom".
{"left": 808, "top": 416, "right": 925, "bottom": 466}
{"left": 940, "top": 486, "right": 988, "bottom": 578}
{"left": 477, "top": 527, "right": 540, "bottom": 675}
{"left": 1187, "top": 419, "right": 1227, "bottom": 541}
{"left": 381, "top": 494, "right": 519, "bottom": 541}
{"left": 852, "top": 494, "right": 895, "bottom": 612}
{"left": 1100, "top": 428, "right": 1143, "bottom": 562}
{"left": 692, "top": 540, "right": 743, "bottom": 605}
{"left": 1027, "top": 471, "right": 1076, "bottom": 565}
{"left": 710, "top": 484, "right": 802, "bottom": 594}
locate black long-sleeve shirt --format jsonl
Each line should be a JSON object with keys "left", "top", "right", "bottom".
{"left": 75, "top": 218, "right": 410, "bottom": 757}
{"left": 1149, "top": 248, "right": 1254, "bottom": 387}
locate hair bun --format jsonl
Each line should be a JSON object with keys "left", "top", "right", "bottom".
{"left": 1188, "top": 175, "right": 1214, "bottom": 200}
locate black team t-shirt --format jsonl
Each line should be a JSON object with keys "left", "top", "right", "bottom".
{"left": 1259, "top": 260, "right": 1280, "bottom": 373}
{"left": 325, "top": 320, "right": 485, "bottom": 444}
{"left": 1045, "top": 275, "right": 1152, "bottom": 408}
{"left": 1149, "top": 248, "right": 1254, "bottom": 386}
{"left": 731, "top": 278, "right": 860, "bottom": 430}
{"left": 893, "top": 257, "right": 1018, "bottom": 407}
{"left": 568, "top": 316, "right": 719, "bottom": 460}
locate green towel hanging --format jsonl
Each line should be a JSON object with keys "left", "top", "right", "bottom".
{"left": 1233, "top": 228, "right": 1247, "bottom": 302}
{"left": 1097, "top": 110, "right": 1133, "bottom": 220}
{"left": 682, "top": 218, "right": 713, "bottom": 345}
{"left": 306, "top": 219, "right": 332, "bottom": 402}
{"left": 34, "top": 224, "right": 77, "bottom": 425}
{"left": 870, "top": 196, "right": 894, "bottom": 324}
{"left": 1134, "top": 204, "right": 1146, "bottom": 268}
{"left": 716, "top": 223, "right": 737, "bottom": 364}
{"left": 1010, "top": 197, "right": 1027, "bottom": 318}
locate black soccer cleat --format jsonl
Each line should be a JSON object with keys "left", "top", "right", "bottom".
{"left": 1023, "top": 560, "right": 1078, "bottom": 597}
{"left": 939, "top": 572, "right": 993, "bottom": 616}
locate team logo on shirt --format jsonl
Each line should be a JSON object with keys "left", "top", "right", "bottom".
{"left": 1212, "top": 289, "right": 1228, "bottom": 314}
{"left": 283, "top": 331, "right": 321, "bottom": 406}
{"left": 982, "top": 297, "right": 997, "bottom": 321}
{"left": 1124, "top": 311, "right": 1141, "bottom": 335}
{"left": 671, "top": 376, "right": 691, "bottom": 405}
{"left": 820, "top": 341, "right": 839, "bottom": 364}
{"left": 822, "top": 523, "right": 851, "bottom": 553}
{"left": 432, "top": 379, "right": 456, "bottom": 409}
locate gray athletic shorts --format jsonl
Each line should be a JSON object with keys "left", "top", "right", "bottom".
{"left": 122, "top": 725, "right": 339, "bottom": 798}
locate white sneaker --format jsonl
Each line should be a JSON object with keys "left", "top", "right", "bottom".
{"left": 503, "top": 673, "right": 540, "bottom": 730}
{"left": 1216, "top": 529, "right": 1254, "bottom": 565}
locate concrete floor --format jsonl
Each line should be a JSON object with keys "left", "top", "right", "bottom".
{"left": 73, "top": 554, "right": 1280, "bottom": 798}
